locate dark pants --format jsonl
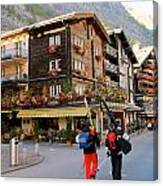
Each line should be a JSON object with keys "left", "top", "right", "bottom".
{"left": 111, "top": 153, "right": 122, "bottom": 180}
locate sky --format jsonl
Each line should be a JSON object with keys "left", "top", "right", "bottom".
{"left": 122, "top": 1, "right": 154, "bottom": 29}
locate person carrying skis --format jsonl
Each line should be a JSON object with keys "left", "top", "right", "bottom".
{"left": 105, "top": 126, "right": 123, "bottom": 180}
{"left": 105, "top": 125, "right": 131, "bottom": 180}
{"left": 77, "top": 125, "right": 100, "bottom": 179}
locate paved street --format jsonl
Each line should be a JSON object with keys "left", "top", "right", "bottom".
{"left": 3, "top": 131, "right": 156, "bottom": 180}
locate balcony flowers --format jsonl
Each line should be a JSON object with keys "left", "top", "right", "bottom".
{"left": 48, "top": 44, "right": 59, "bottom": 54}
{"left": 48, "top": 68, "right": 61, "bottom": 76}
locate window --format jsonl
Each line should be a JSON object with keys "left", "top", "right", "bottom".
{"left": 49, "top": 34, "right": 61, "bottom": 46}
{"left": 94, "top": 47, "right": 100, "bottom": 56}
{"left": 15, "top": 41, "right": 22, "bottom": 56}
{"left": 1, "top": 68, "right": 5, "bottom": 78}
{"left": 73, "top": 59, "right": 84, "bottom": 71}
{"left": 55, "top": 35, "right": 61, "bottom": 45}
{"left": 73, "top": 35, "right": 84, "bottom": 47}
{"left": 1, "top": 46, "right": 6, "bottom": 58}
{"left": 49, "top": 36, "right": 55, "bottom": 46}
{"left": 75, "top": 84, "right": 85, "bottom": 95}
{"left": 49, "top": 59, "right": 60, "bottom": 70}
{"left": 74, "top": 59, "right": 78, "bottom": 70}
{"left": 50, "top": 84, "right": 61, "bottom": 97}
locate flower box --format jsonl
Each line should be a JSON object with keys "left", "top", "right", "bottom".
{"left": 48, "top": 45, "right": 59, "bottom": 54}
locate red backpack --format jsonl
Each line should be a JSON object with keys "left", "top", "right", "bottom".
{"left": 107, "top": 131, "right": 117, "bottom": 151}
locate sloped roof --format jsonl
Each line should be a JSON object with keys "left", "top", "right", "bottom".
{"left": 28, "top": 12, "right": 91, "bottom": 29}
{"left": 106, "top": 28, "right": 138, "bottom": 64}
{"left": 134, "top": 46, "right": 154, "bottom": 67}
{"left": 1, "top": 12, "right": 109, "bottom": 41}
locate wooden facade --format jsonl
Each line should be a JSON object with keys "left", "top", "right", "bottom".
{"left": 1, "top": 12, "right": 142, "bottom": 134}
{"left": 28, "top": 13, "right": 108, "bottom": 100}
{"left": 134, "top": 46, "right": 157, "bottom": 121}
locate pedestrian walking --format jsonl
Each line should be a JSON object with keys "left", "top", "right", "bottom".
{"left": 77, "top": 125, "right": 100, "bottom": 179}
{"left": 105, "top": 126, "right": 131, "bottom": 180}
{"left": 48, "top": 127, "right": 54, "bottom": 144}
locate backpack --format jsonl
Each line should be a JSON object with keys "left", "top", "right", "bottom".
{"left": 78, "top": 133, "right": 91, "bottom": 150}
{"left": 107, "top": 131, "right": 118, "bottom": 152}
{"left": 119, "top": 138, "right": 132, "bottom": 155}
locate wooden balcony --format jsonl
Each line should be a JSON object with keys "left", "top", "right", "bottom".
{"left": 144, "top": 63, "right": 156, "bottom": 70}
{"left": 138, "top": 73, "right": 157, "bottom": 82}
{"left": 104, "top": 45, "right": 118, "bottom": 58}
{"left": 2, "top": 73, "right": 28, "bottom": 82}
{"left": 146, "top": 88, "right": 157, "bottom": 94}
{"left": 1, "top": 49, "right": 28, "bottom": 61}
{"left": 105, "top": 60, "right": 118, "bottom": 73}
{"left": 110, "top": 80, "right": 119, "bottom": 87}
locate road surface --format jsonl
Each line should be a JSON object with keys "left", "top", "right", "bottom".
{"left": 3, "top": 131, "right": 157, "bottom": 180}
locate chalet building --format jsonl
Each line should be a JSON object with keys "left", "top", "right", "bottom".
{"left": 133, "top": 46, "right": 158, "bottom": 128}
{"left": 103, "top": 28, "right": 141, "bottom": 132}
{"left": 1, "top": 12, "right": 141, "bottom": 139}
{"left": 1, "top": 29, "right": 29, "bottom": 105}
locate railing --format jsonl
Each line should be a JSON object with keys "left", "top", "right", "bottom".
{"left": 104, "top": 45, "right": 118, "bottom": 58}
{"left": 146, "top": 88, "right": 157, "bottom": 94}
{"left": 110, "top": 81, "right": 119, "bottom": 87}
{"left": 138, "top": 73, "right": 156, "bottom": 82}
{"left": 142, "top": 68, "right": 156, "bottom": 75}
{"left": 105, "top": 60, "right": 118, "bottom": 73}
{"left": 1, "top": 73, "right": 28, "bottom": 81}
{"left": 144, "top": 64, "right": 156, "bottom": 70}
{"left": 121, "top": 55, "right": 128, "bottom": 63}
{"left": 1, "top": 49, "right": 28, "bottom": 60}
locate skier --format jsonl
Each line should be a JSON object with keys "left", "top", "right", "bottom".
{"left": 77, "top": 125, "right": 100, "bottom": 179}
{"left": 105, "top": 126, "right": 131, "bottom": 180}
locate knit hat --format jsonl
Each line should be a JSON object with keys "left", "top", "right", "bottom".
{"left": 82, "top": 126, "right": 90, "bottom": 132}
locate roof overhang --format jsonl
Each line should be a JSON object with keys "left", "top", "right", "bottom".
{"left": 107, "top": 28, "right": 138, "bottom": 64}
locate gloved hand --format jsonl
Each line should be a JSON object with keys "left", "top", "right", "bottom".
{"left": 106, "top": 150, "right": 111, "bottom": 157}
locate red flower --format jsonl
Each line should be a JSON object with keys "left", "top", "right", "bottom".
{"left": 48, "top": 45, "right": 58, "bottom": 53}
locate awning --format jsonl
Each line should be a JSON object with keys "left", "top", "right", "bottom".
{"left": 104, "top": 102, "right": 126, "bottom": 112}
{"left": 104, "top": 102, "right": 142, "bottom": 112}
{"left": 138, "top": 112, "right": 157, "bottom": 117}
{"left": 17, "top": 107, "right": 89, "bottom": 118}
{"left": 125, "top": 103, "right": 142, "bottom": 112}
{"left": 1, "top": 110, "right": 12, "bottom": 114}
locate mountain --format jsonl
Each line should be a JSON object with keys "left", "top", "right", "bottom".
{"left": 1, "top": 2, "right": 153, "bottom": 46}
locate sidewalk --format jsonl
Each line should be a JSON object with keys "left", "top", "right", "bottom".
{"left": 1, "top": 143, "right": 44, "bottom": 174}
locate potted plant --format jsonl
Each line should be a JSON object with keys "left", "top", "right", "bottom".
{"left": 33, "top": 122, "right": 40, "bottom": 143}
{"left": 65, "top": 117, "right": 74, "bottom": 146}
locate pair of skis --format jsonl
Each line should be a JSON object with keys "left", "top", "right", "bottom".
{"left": 84, "top": 96, "right": 117, "bottom": 129}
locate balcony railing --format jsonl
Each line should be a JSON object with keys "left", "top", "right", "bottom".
{"left": 146, "top": 88, "right": 157, "bottom": 94}
{"left": 1, "top": 73, "right": 28, "bottom": 81}
{"left": 138, "top": 73, "right": 156, "bottom": 82}
{"left": 105, "top": 60, "right": 118, "bottom": 73}
{"left": 110, "top": 81, "right": 119, "bottom": 87}
{"left": 104, "top": 45, "right": 118, "bottom": 58}
{"left": 144, "top": 63, "right": 156, "bottom": 70}
{"left": 142, "top": 68, "right": 156, "bottom": 75}
{"left": 1, "top": 49, "right": 28, "bottom": 61}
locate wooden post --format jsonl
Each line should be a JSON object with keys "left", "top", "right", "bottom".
{"left": 100, "top": 110, "right": 104, "bottom": 142}
{"left": 72, "top": 117, "right": 74, "bottom": 131}
{"left": 96, "top": 109, "right": 99, "bottom": 133}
